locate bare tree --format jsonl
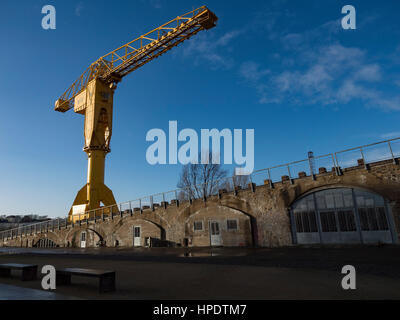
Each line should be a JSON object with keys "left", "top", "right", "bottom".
{"left": 220, "top": 172, "right": 251, "bottom": 192}
{"left": 233, "top": 173, "right": 251, "bottom": 189}
{"left": 177, "top": 152, "right": 228, "bottom": 199}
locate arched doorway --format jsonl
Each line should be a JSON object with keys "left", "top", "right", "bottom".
{"left": 185, "top": 206, "right": 253, "bottom": 247}
{"left": 290, "top": 187, "right": 397, "bottom": 244}
{"left": 34, "top": 238, "right": 57, "bottom": 248}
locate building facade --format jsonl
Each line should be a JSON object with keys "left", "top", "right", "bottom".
{"left": 1, "top": 158, "right": 400, "bottom": 248}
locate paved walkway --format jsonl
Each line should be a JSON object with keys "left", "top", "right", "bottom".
{"left": 0, "top": 246, "right": 399, "bottom": 299}
{"left": 0, "top": 283, "right": 78, "bottom": 300}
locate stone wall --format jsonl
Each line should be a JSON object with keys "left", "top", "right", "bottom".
{"left": 1, "top": 159, "right": 400, "bottom": 248}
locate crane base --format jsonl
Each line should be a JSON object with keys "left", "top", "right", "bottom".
{"left": 68, "top": 184, "right": 117, "bottom": 222}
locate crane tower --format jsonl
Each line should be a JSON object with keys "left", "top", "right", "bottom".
{"left": 54, "top": 6, "right": 218, "bottom": 221}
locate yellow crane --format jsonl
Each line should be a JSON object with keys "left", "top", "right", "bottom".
{"left": 54, "top": 6, "right": 218, "bottom": 222}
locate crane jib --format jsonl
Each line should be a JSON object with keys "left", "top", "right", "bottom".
{"left": 54, "top": 6, "right": 218, "bottom": 113}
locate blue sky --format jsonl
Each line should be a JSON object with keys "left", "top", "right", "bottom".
{"left": 0, "top": 0, "right": 399, "bottom": 217}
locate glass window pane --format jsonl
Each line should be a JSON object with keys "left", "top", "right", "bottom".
{"left": 302, "top": 212, "right": 311, "bottom": 232}
{"left": 309, "top": 211, "right": 318, "bottom": 232}
{"left": 377, "top": 207, "right": 389, "bottom": 230}
{"left": 347, "top": 211, "right": 357, "bottom": 231}
{"left": 316, "top": 194, "right": 326, "bottom": 209}
{"left": 374, "top": 195, "right": 385, "bottom": 207}
{"left": 194, "top": 221, "right": 203, "bottom": 231}
{"left": 338, "top": 210, "right": 356, "bottom": 232}
{"left": 307, "top": 199, "right": 315, "bottom": 210}
{"left": 367, "top": 208, "right": 379, "bottom": 230}
{"left": 343, "top": 190, "right": 354, "bottom": 207}
{"left": 320, "top": 211, "right": 337, "bottom": 232}
{"left": 365, "top": 198, "right": 374, "bottom": 207}
{"left": 359, "top": 208, "right": 369, "bottom": 231}
{"left": 295, "top": 212, "right": 303, "bottom": 233}
{"left": 356, "top": 196, "right": 365, "bottom": 207}
{"left": 326, "top": 193, "right": 335, "bottom": 209}
{"left": 334, "top": 192, "right": 344, "bottom": 208}
{"left": 338, "top": 211, "right": 347, "bottom": 231}
{"left": 227, "top": 220, "right": 237, "bottom": 230}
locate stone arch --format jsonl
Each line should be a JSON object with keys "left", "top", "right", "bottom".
{"left": 288, "top": 183, "right": 392, "bottom": 208}
{"left": 111, "top": 217, "right": 164, "bottom": 247}
{"left": 32, "top": 231, "right": 61, "bottom": 248}
{"left": 177, "top": 196, "right": 255, "bottom": 221}
{"left": 183, "top": 204, "right": 254, "bottom": 247}
{"left": 289, "top": 185, "right": 397, "bottom": 245}
{"left": 64, "top": 225, "right": 106, "bottom": 248}
{"left": 137, "top": 210, "right": 171, "bottom": 230}
{"left": 176, "top": 196, "right": 257, "bottom": 247}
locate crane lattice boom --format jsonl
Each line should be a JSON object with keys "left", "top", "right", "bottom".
{"left": 55, "top": 6, "right": 218, "bottom": 112}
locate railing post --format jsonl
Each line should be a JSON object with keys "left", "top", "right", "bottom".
{"left": 120, "top": 204, "right": 123, "bottom": 218}
{"left": 267, "top": 169, "right": 274, "bottom": 188}
{"left": 287, "top": 165, "right": 294, "bottom": 184}
{"left": 150, "top": 196, "right": 154, "bottom": 211}
{"left": 308, "top": 152, "right": 316, "bottom": 181}
{"left": 331, "top": 153, "right": 339, "bottom": 176}
{"left": 388, "top": 141, "right": 397, "bottom": 164}
{"left": 334, "top": 153, "right": 342, "bottom": 176}
{"left": 139, "top": 199, "right": 142, "bottom": 213}
{"left": 102, "top": 207, "right": 105, "bottom": 221}
{"left": 360, "top": 148, "right": 369, "bottom": 170}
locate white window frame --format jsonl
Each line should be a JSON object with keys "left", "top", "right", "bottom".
{"left": 226, "top": 219, "right": 239, "bottom": 231}
{"left": 193, "top": 220, "right": 204, "bottom": 232}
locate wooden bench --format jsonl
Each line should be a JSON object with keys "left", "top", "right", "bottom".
{"left": 56, "top": 268, "right": 116, "bottom": 293}
{"left": 0, "top": 264, "right": 37, "bottom": 281}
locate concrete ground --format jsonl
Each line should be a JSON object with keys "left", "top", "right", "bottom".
{"left": 0, "top": 245, "right": 399, "bottom": 300}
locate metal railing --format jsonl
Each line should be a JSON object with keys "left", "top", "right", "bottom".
{"left": 1, "top": 137, "right": 399, "bottom": 241}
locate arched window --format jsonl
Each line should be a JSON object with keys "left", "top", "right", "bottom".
{"left": 290, "top": 188, "right": 396, "bottom": 244}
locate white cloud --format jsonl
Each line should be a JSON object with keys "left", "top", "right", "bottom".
{"left": 380, "top": 132, "right": 400, "bottom": 139}
{"left": 149, "top": 0, "right": 162, "bottom": 9}
{"left": 353, "top": 64, "right": 382, "bottom": 82}
{"left": 140, "top": 0, "right": 162, "bottom": 9}
{"left": 181, "top": 30, "right": 244, "bottom": 70}
{"left": 75, "top": 2, "right": 84, "bottom": 16}
{"left": 239, "top": 62, "right": 270, "bottom": 82}
{"left": 240, "top": 28, "right": 400, "bottom": 111}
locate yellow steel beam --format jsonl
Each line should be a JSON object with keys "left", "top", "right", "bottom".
{"left": 55, "top": 6, "right": 218, "bottom": 112}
